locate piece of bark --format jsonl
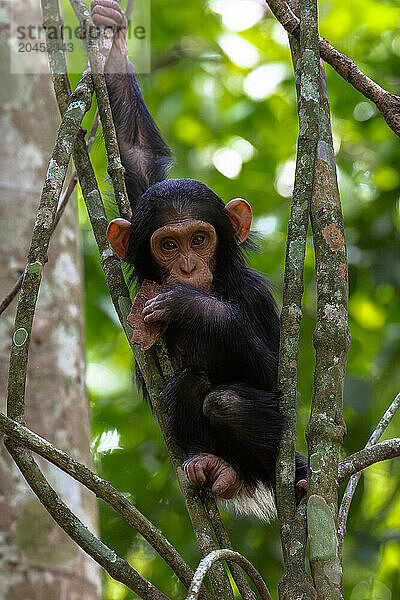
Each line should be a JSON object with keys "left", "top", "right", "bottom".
{"left": 127, "top": 280, "right": 167, "bottom": 350}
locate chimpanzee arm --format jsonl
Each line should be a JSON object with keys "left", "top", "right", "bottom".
{"left": 143, "top": 282, "right": 246, "bottom": 331}
{"left": 91, "top": 0, "right": 173, "bottom": 206}
{"left": 143, "top": 282, "right": 278, "bottom": 387}
{"left": 105, "top": 63, "right": 173, "bottom": 204}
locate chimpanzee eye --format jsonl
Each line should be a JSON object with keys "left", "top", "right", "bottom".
{"left": 162, "top": 240, "right": 177, "bottom": 251}
{"left": 192, "top": 234, "right": 206, "bottom": 246}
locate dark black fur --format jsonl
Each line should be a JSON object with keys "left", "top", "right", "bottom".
{"left": 106, "top": 64, "right": 307, "bottom": 502}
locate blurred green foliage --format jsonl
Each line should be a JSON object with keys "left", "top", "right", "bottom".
{"left": 68, "top": 0, "right": 400, "bottom": 597}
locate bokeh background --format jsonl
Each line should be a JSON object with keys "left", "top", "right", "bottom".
{"left": 66, "top": 0, "right": 400, "bottom": 598}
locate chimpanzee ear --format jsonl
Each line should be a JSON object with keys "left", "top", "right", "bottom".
{"left": 225, "top": 198, "right": 252, "bottom": 244}
{"left": 106, "top": 218, "right": 131, "bottom": 259}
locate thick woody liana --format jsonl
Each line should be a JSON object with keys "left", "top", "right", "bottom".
{"left": 6, "top": 64, "right": 93, "bottom": 423}
{"left": 275, "top": 0, "right": 321, "bottom": 596}
{"left": 185, "top": 550, "right": 272, "bottom": 600}
{"left": 306, "top": 27, "right": 350, "bottom": 600}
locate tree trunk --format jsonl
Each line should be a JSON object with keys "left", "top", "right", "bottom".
{"left": 0, "top": 4, "right": 101, "bottom": 598}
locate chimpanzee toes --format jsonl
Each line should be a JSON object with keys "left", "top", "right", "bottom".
{"left": 183, "top": 453, "right": 243, "bottom": 499}
{"left": 295, "top": 478, "right": 307, "bottom": 503}
{"left": 183, "top": 455, "right": 207, "bottom": 488}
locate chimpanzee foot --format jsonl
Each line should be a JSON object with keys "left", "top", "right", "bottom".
{"left": 183, "top": 453, "right": 243, "bottom": 499}
{"left": 295, "top": 478, "right": 307, "bottom": 503}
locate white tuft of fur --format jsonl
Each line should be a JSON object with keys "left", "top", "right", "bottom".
{"left": 221, "top": 482, "right": 277, "bottom": 522}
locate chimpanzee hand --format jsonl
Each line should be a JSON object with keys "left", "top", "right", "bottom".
{"left": 91, "top": 0, "right": 128, "bottom": 64}
{"left": 142, "top": 283, "right": 197, "bottom": 325}
{"left": 183, "top": 453, "right": 243, "bottom": 500}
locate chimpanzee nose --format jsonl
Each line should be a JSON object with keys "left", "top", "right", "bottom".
{"left": 180, "top": 258, "right": 196, "bottom": 276}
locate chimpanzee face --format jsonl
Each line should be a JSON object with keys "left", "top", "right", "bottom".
{"left": 150, "top": 219, "right": 217, "bottom": 290}
{"left": 106, "top": 194, "right": 253, "bottom": 290}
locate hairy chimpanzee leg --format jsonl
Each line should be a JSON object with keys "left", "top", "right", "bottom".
{"left": 163, "top": 368, "right": 307, "bottom": 500}
{"left": 203, "top": 385, "right": 283, "bottom": 480}
{"left": 163, "top": 367, "right": 245, "bottom": 499}
{"left": 203, "top": 385, "right": 308, "bottom": 499}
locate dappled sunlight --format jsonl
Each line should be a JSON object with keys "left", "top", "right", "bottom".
{"left": 274, "top": 158, "right": 296, "bottom": 198}
{"left": 229, "top": 135, "right": 256, "bottom": 161}
{"left": 254, "top": 215, "right": 277, "bottom": 236}
{"left": 212, "top": 147, "right": 243, "bottom": 178}
{"left": 218, "top": 32, "right": 260, "bottom": 68}
{"left": 209, "top": 0, "right": 266, "bottom": 32}
{"left": 87, "top": 362, "right": 130, "bottom": 397}
{"left": 244, "top": 63, "right": 288, "bottom": 101}
{"left": 94, "top": 429, "right": 122, "bottom": 454}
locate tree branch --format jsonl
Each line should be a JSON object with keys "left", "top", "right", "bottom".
{"left": 276, "top": 0, "right": 320, "bottom": 596}
{"left": 0, "top": 276, "right": 23, "bottom": 316}
{"left": 338, "top": 439, "right": 400, "bottom": 483}
{"left": 5, "top": 442, "right": 170, "bottom": 600}
{"left": 291, "top": 2, "right": 350, "bottom": 596}
{"left": 338, "top": 392, "right": 400, "bottom": 550}
{"left": 0, "top": 410, "right": 211, "bottom": 599}
{"left": 265, "top": 0, "right": 400, "bottom": 137}
{"left": 305, "top": 57, "right": 349, "bottom": 600}
{"left": 202, "top": 494, "right": 257, "bottom": 600}
{"left": 7, "top": 72, "right": 93, "bottom": 422}
{"left": 141, "top": 342, "right": 234, "bottom": 599}
{"left": 364, "top": 392, "right": 400, "bottom": 447}
{"left": 0, "top": 112, "right": 100, "bottom": 317}
{"left": 185, "top": 550, "right": 272, "bottom": 600}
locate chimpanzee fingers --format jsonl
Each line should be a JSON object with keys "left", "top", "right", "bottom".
{"left": 183, "top": 457, "right": 206, "bottom": 487}
{"left": 91, "top": 0, "right": 124, "bottom": 19}
{"left": 91, "top": 7, "right": 124, "bottom": 28}
{"left": 143, "top": 295, "right": 162, "bottom": 309}
{"left": 144, "top": 292, "right": 170, "bottom": 308}
{"left": 295, "top": 478, "right": 307, "bottom": 503}
{"left": 91, "top": 3, "right": 123, "bottom": 20}
{"left": 142, "top": 300, "right": 164, "bottom": 318}
{"left": 92, "top": 14, "right": 118, "bottom": 30}
{"left": 143, "top": 309, "right": 167, "bottom": 323}
{"left": 91, "top": 1, "right": 125, "bottom": 32}
{"left": 142, "top": 301, "right": 157, "bottom": 317}
{"left": 143, "top": 293, "right": 173, "bottom": 320}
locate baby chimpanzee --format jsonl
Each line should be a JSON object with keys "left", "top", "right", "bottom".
{"left": 91, "top": 0, "right": 307, "bottom": 519}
